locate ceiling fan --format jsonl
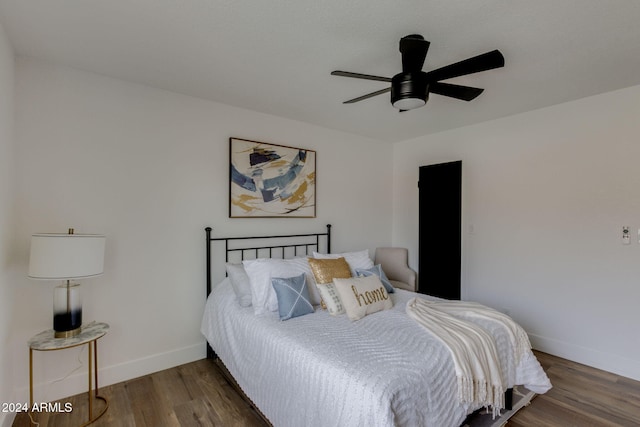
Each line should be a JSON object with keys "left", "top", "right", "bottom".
{"left": 331, "top": 34, "right": 504, "bottom": 111}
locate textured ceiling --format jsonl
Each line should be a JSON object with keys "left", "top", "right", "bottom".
{"left": 1, "top": 1, "right": 640, "bottom": 143}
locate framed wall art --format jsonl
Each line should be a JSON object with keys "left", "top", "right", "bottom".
{"left": 229, "top": 138, "right": 316, "bottom": 218}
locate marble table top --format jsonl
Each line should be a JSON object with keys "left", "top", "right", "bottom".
{"left": 28, "top": 322, "right": 109, "bottom": 351}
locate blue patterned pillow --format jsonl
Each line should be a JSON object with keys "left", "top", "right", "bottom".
{"left": 271, "top": 273, "right": 314, "bottom": 321}
{"left": 355, "top": 264, "right": 395, "bottom": 293}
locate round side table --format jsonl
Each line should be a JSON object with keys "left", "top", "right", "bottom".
{"left": 28, "top": 322, "right": 109, "bottom": 426}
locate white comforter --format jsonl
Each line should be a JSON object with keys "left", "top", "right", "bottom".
{"left": 201, "top": 279, "right": 551, "bottom": 427}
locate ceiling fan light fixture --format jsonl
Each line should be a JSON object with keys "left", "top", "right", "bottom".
{"left": 391, "top": 72, "right": 429, "bottom": 110}
{"left": 392, "top": 96, "right": 426, "bottom": 110}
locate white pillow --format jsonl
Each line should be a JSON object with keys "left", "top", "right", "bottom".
{"left": 312, "top": 249, "right": 374, "bottom": 275}
{"left": 243, "top": 257, "right": 320, "bottom": 315}
{"left": 315, "top": 283, "right": 345, "bottom": 316}
{"left": 226, "top": 263, "right": 252, "bottom": 307}
{"left": 333, "top": 275, "right": 393, "bottom": 321}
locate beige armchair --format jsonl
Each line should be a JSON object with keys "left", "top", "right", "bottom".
{"left": 374, "top": 247, "right": 417, "bottom": 292}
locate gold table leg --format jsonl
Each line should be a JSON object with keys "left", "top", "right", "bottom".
{"left": 29, "top": 333, "right": 109, "bottom": 426}
{"left": 81, "top": 339, "right": 108, "bottom": 427}
{"left": 94, "top": 340, "right": 99, "bottom": 394}
{"left": 29, "top": 348, "right": 33, "bottom": 409}
{"left": 88, "top": 341, "right": 93, "bottom": 420}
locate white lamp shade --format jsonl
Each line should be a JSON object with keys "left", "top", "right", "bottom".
{"left": 28, "top": 234, "right": 106, "bottom": 280}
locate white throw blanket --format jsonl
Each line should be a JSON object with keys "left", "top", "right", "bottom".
{"left": 406, "top": 298, "right": 532, "bottom": 417}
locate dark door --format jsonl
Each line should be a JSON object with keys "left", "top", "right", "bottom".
{"left": 418, "top": 160, "right": 461, "bottom": 299}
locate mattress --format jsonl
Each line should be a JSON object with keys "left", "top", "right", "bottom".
{"left": 201, "top": 278, "right": 551, "bottom": 427}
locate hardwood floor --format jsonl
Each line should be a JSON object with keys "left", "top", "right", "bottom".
{"left": 13, "top": 351, "right": 640, "bottom": 426}
{"left": 510, "top": 352, "right": 640, "bottom": 427}
{"left": 13, "top": 357, "right": 265, "bottom": 427}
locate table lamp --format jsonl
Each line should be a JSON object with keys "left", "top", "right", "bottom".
{"left": 28, "top": 228, "right": 106, "bottom": 338}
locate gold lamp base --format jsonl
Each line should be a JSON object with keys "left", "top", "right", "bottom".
{"left": 54, "top": 327, "right": 81, "bottom": 338}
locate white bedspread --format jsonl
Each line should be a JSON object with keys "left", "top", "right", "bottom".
{"left": 201, "top": 278, "right": 551, "bottom": 427}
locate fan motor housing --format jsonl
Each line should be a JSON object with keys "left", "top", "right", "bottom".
{"left": 391, "top": 72, "right": 429, "bottom": 109}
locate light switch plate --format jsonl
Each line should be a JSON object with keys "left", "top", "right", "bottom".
{"left": 622, "top": 226, "right": 630, "bottom": 244}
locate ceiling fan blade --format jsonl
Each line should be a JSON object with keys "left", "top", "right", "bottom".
{"left": 331, "top": 70, "right": 392, "bottom": 82}
{"left": 430, "top": 82, "right": 484, "bottom": 101}
{"left": 343, "top": 87, "right": 391, "bottom": 104}
{"left": 424, "top": 49, "right": 504, "bottom": 82}
{"left": 399, "top": 34, "right": 430, "bottom": 72}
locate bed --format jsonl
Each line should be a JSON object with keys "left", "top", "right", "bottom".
{"left": 200, "top": 225, "right": 551, "bottom": 427}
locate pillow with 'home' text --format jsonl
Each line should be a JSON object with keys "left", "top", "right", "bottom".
{"left": 333, "top": 275, "right": 393, "bottom": 321}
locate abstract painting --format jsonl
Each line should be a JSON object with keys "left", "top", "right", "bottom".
{"left": 229, "top": 138, "right": 316, "bottom": 218}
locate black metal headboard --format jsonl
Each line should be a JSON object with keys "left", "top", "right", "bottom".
{"left": 205, "top": 224, "right": 332, "bottom": 297}
{"left": 204, "top": 225, "right": 331, "bottom": 359}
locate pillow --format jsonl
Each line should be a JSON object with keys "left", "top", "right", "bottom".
{"left": 243, "top": 257, "right": 320, "bottom": 315}
{"left": 355, "top": 264, "right": 395, "bottom": 294}
{"left": 307, "top": 257, "right": 352, "bottom": 284}
{"left": 315, "top": 283, "right": 345, "bottom": 316}
{"left": 312, "top": 249, "right": 374, "bottom": 275}
{"left": 271, "top": 273, "right": 314, "bottom": 321}
{"left": 226, "top": 263, "right": 253, "bottom": 307}
{"left": 333, "top": 275, "right": 393, "bottom": 321}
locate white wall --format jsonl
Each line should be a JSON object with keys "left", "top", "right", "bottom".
{"left": 11, "top": 57, "right": 393, "bottom": 402}
{"left": 9, "top": 45, "right": 639, "bottom": 414}
{"left": 393, "top": 85, "right": 640, "bottom": 380}
{"left": 0, "top": 19, "right": 15, "bottom": 427}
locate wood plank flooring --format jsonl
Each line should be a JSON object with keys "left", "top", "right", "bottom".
{"left": 510, "top": 351, "right": 640, "bottom": 427}
{"left": 13, "top": 351, "right": 640, "bottom": 426}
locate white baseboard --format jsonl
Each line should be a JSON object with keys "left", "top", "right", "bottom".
{"left": 0, "top": 412, "right": 15, "bottom": 427}
{"left": 529, "top": 333, "right": 640, "bottom": 381}
{"left": 99, "top": 342, "right": 206, "bottom": 387}
{"left": 15, "top": 342, "right": 207, "bottom": 404}
{"left": 1, "top": 387, "right": 21, "bottom": 427}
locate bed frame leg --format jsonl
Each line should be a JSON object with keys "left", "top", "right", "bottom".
{"left": 505, "top": 388, "right": 513, "bottom": 410}
{"left": 207, "top": 343, "right": 218, "bottom": 360}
